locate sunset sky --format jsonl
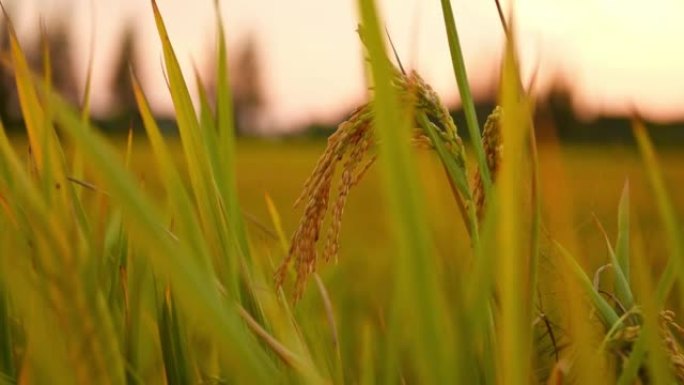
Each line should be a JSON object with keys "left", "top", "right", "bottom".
{"left": 8, "top": 0, "right": 684, "bottom": 131}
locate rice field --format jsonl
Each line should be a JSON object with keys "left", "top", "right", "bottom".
{"left": 232, "top": 140, "right": 684, "bottom": 313}
{"left": 2, "top": 0, "right": 684, "bottom": 383}
{"left": 93, "top": 137, "right": 681, "bottom": 291}
{"left": 226, "top": 140, "right": 684, "bottom": 280}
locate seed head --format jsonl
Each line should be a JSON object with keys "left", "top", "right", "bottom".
{"left": 275, "top": 70, "right": 468, "bottom": 300}
{"left": 473, "top": 106, "right": 503, "bottom": 221}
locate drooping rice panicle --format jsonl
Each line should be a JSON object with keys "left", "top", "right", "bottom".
{"left": 276, "top": 69, "right": 473, "bottom": 299}
{"left": 275, "top": 104, "right": 374, "bottom": 298}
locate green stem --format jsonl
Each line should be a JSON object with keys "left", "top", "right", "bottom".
{"left": 439, "top": 0, "right": 492, "bottom": 194}
{"left": 417, "top": 113, "right": 480, "bottom": 250}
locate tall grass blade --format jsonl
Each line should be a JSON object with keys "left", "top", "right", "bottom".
{"left": 615, "top": 181, "right": 630, "bottom": 282}
{"left": 71, "top": 7, "right": 96, "bottom": 202}
{"left": 632, "top": 240, "right": 675, "bottom": 385}
{"left": 417, "top": 112, "right": 478, "bottom": 245}
{"left": 238, "top": 305, "right": 326, "bottom": 383}
{"left": 79, "top": 6, "right": 96, "bottom": 121}
{"left": 195, "top": 69, "right": 217, "bottom": 134}
{"left": 312, "top": 274, "right": 344, "bottom": 385}
{"left": 150, "top": 1, "right": 240, "bottom": 285}
{"left": 593, "top": 217, "right": 633, "bottom": 310}
{"left": 6, "top": 16, "right": 65, "bottom": 203}
{"left": 491, "top": 1, "right": 542, "bottom": 312}
{"left": 465, "top": 197, "right": 499, "bottom": 384}
{"left": 633, "top": 121, "right": 683, "bottom": 306}
{"left": 158, "top": 290, "right": 193, "bottom": 385}
{"left": 438, "top": 0, "right": 491, "bottom": 194}
{"left": 265, "top": 193, "right": 290, "bottom": 254}
{"left": 496, "top": 33, "right": 533, "bottom": 385}
{"left": 214, "top": 2, "right": 253, "bottom": 264}
{"left": 554, "top": 242, "right": 620, "bottom": 327}
{"left": 357, "top": 0, "right": 454, "bottom": 382}
{"left": 527, "top": 118, "right": 542, "bottom": 312}
{"left": 131, "top": 73, "right": 216, "bottom": 283}
{"left": 617, "top": 230, "right": 674, "bottom": 385}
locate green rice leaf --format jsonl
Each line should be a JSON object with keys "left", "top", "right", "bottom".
{"left": 131, "top": 73, "right": 217, "bottom": 281}
{"left": 554, "top": 241, "right": 620, "bottom": 328}
{"left": 357, "top": 0, "right": 455, "bottom": 382}
{"left": 417, "top": 112, "right": 478, "bottom": 245}
{"left": 7, "top": 17, "right": 65, "bottom": 204}
{"left": 158, "top": 290, "right": 194, "bottom": 385}
{"left": 631, "top": 241, "right": 675, "bottom": 385}
{"left": 438, "top": 0, "right": 491, "bottom": 194}
{"left": 617, "top": 231, "right": 669, "bottom": 385}
{"left": 496, "top": 35, "right": 533, "bottom": 385}
{"left": 150, "top": 0, "right": 232, "bottom": 269}
{"left": 633, "top": 121, "right": 683, "bottom": 306}
{"left": 593, "top": 217, "right": 633, "bottom": 310}
{"left": 214, "top": 2, "right": 253, "bottom": 264}
{"left": 264, "top": 193, "right": 289, "bottom": 254}
{"left": 615, "top": 181, "right": 630, "bottom": 285}
{"left": 195, "top": 69, "right": 217, "bottom": 136}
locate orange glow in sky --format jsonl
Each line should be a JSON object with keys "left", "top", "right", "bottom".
{"left": 9, "top": 0, "right": 684, "bottom": 131}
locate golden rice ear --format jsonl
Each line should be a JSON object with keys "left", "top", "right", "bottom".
{"left": 660, "top": 310, "right": 684, "bottom": 381}
{"left": 324, "top": 134, "right": 375, "bottom": 264}
{"left": 276, "top": 69, "right": 470, "bottom": 301}
{"left": 274, "top": 104, "right": 375, "bottom": 300}
{"left": 473, "top": 106, "right": 503, "bottom": 221}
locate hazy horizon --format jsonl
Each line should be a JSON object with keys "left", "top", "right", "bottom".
{"left": 7, "top": 0, "right": 684, "bottom": 132}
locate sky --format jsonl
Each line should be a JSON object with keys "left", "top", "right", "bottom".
{"left": 7, "top": 0, "right": 684, "bottom": 131}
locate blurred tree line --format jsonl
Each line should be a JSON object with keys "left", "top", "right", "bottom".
{"left": 1, "top": 13, "right": 683, "bottom": 142}
{"left": 0, "top": 14, "right": 266, "bottom": 135}
{"left": 302, "top": 75, "right": 684, "bottom": 145}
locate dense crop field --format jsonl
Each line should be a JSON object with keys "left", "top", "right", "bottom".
{"left": 208, "top": 141, "right": 684, "bottom": 313}
{"left": 59, "top": 137, "right": 680, "bottom": 296}
{"left": 3, "top": 0, "right": 684, "bottom": 383}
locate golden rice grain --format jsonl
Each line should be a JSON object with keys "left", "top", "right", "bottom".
{"left": 473, "top": 106, "right": 503, "bottom": 221}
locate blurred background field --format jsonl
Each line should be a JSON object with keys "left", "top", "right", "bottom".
{"left": 8, "top": 126, "right": 683, "bottom": 273}
{"left": 10, "top": 132, "right": 680, "bottom": 304}
{"left": 198, "top": 139, "right": 684, "bottom": 292}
